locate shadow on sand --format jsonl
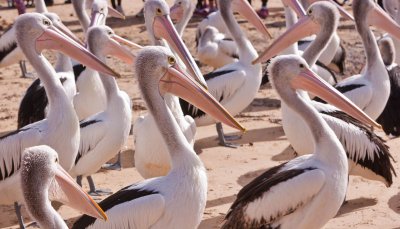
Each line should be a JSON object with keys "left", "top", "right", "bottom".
{"left": 194, "top": 126, "right": 285, "bottom": 154}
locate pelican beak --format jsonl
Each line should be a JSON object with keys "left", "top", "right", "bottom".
{"left": 112, "top": 34, "right": 143, "bottom": 50}
{"left": 253, "top": 16, "right": 319, "bottom": 64}
{"left": 89, "top": 10, "right": 106, "bottom": 27}
{"left": 159, "top": 63, "right": 245, "bottom": 132}
{"left": 170, "top": 3, "right": 184, "bottom": 24}
{"left": 53, "top": 21, "right": 84, "bottom": 47}
{"left": 107, "top": 6, "right": 125, "bottom": 19}
{"left": 35, "top": 25, "right": 120, "bottom": 77}
{"left": 367, "top": 3, "right": 400, "bottom": 41}
{"left": 49, "top": 164, "right": 108, "bottom": 221}
{"left": 281, "top": 0, "right": 306, "bottom": 17}
{"left": 153, "top": 14, "right": 208, "bottom": 89}
{"left": 306, "top": 0, "right": 354, "bottom": 21}
{"left": 232, "top": 0, "right": 273, "bottom": 39}
{"left": 292, "top": 66, "right": 381, "bottom": 129}
{"left": 103, "top": 35, "right": 137, "bottom": 65}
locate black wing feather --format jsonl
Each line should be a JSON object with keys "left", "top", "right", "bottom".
{"left": 313, "top": 84, "right": 365, "bottom": 103}
{"left": 180, "top": 69, "right": 236, "bottom": 118}
{"left": 377, "top": 66, "right": 400, "bottom": 136}
{"left": 223, "top": 164, "right": 316, "bottom": 229}
{"left": 72, "top": 184, "right": 158, "bottom": 229}
{"left": 0, "top": 41, "right": 17, "bottom": 63}
{"left": 321, "top": 110, "right": 396, "bottom": 185}
{"left": 17, "top": 79, "right": 47, "bottom": 129}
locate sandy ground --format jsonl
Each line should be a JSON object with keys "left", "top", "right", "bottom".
{"left": 0, "top": 0, "right": 399, "bottom": 228}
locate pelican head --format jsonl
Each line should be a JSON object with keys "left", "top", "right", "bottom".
{"left": 14, "top": 13, "right": 119, "bottom": 77}
{"left": 135, "top": 46, "right": 245, "bottom": 131}
{"left": 269, "top": 55, "right": 381, "bottom": 129}
{"left": 21, "top": 145, "right": 107, "bottom": 227}
{"left": 43, "top": 12, "right": 84, "bottom": 46}
{"left": 89, "top": 0, "right": 125, "bottom": 27}
{"left": 170, "top": 0, "right": 195, "bottom": 24}
{"left": 383, "top": 0, "right": 400, "bottom": 23}
{"left": 378, "top": 37, "right": 395, "bottom": 66}
{"left": 253, "top": 1, "right": 340, "bottom": 64}
{"left": 87, "top": 25, "right": 138, "bottom": 65}
{"left": 353, "top": 0, "right": 400, "bottom": 41}
{"left": 144, "top": 0, "right": 207, "bottom": 89}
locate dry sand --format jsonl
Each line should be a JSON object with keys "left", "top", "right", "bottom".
{"left": 0, "top": 0, "right": 399, "bottom": 228}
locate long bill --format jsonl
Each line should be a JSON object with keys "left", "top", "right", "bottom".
{"left": 107, "top": 6, "right": 125, "bottom": 19}
{"left": 153, "top": 14, "right": 207, "bottom": 89}
{"left": 36, "top": 25, "right": 120, "bottom": 77}
{"left": 231, "top": 0, "right": 273, "bottom": 39}
{"left": 253, "top": 16, "right": 319, "bottom": 64}
{"left": 89, "top": 10, "right": 106, "bottom": 27}
{"left": 49, "top": 17, "right": 85, "bottom": 46}
{"left": 367, "top": 3, "right": 400, "bottom": 41}
{"left": 159, "top": 64, "right": 245, "bottom": 132}
{"left": 50, "top": 164, "right": 107, "bottom": 220}
{"left": 104, "top": 35, "right": 138, "bottom": 65}
{"left": 281, "top": 0, "right": 307, "bottom": 17}
{"left": 307, "top": 0, "right": 354, "bottom": 21}
{"left": 292, "top": 67, "right": 381, "bottom": 129}
{"left": 170, "top": 3, "right": 184, "bottom": 23}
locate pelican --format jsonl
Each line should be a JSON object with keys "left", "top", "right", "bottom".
{"left": 296, "top": 0, "right": 354, "bottom": 75}
{"left": 175, "top": 0, "right": 288, "bottom": 69}
{"left": 133, "top": 0, "right": 208, "bottom": 179}
{"left": 72, "top": 0, "right": 125, "bottom": 121}
{"left": 372, "top": 0, "right": 400, "bottom": 137}
{"left": 72, "top": 46, "right": 244, "bottom": 229}
{"left": 254, "top": 2, "right": 395, "bottom": 188}
{"left": 69, "top": 26, "right": 136, "bottom": 196}
{"left": 222, "top": 55, "right": 380, "bottom": 229}
{"left": 382, "top": 0, "right": 400, "bottom": 63}
{"left": 17, "top": 12, "right": 81, "bottom": 129}
{"left": 21, "top": 145, "right": 107, "bottom": 228}
{"left": 0, "top": 12, "right": 117, "bottom": 228}
{"left": 0, "top": 0, "right": 49, "bottom": 78}
{"left": 257, "top": 0, "right": 400, "bottom": 121}
{"left": 179, "top": 0, "right": 271, "bottom": 148}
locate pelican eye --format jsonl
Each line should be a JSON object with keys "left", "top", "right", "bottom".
{"left": 156, "top": 8, "right": 163, "bottom": 15}
{"left": 55, "top": 158, "right": 58, "bottom": 163}
{"left": 43, "top": 19, "right": 51, "bottom": 26}
{"left": 308, "top": 9, "right": 312, "bottom": 15}
{"left": 108, "top": 30, "right": 113, "bottom": 35}
{"left": 299, "top": 63, "right": 304, "bottom": 68}
{"left": 168, "top": 56, "right": 176, "bottom": 65}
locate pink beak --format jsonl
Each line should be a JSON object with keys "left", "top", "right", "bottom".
{"left": 103, "top": 35, "right": 138, "bottom": 65}
{"left": 108, "top": 5, "right": 125, "bottom": 19}
{"left": 308, "top": 0, "right": 354, "bottom": 20}
{"left": 292, "top": 67, "right": 381, "bottom": 129}
{"left": 281, "top": 0, "right": 307, "bottom": 17}
{"left": 159, "top": 63, "right": 245, "bottom": 132}
{"left": 153, "top": 14, "right": 207, "bottom": 89}
{"left": 36, "top": 25, "right": 120, "bottom": 77}
{"left": 366, "top": 2, "right": 400, "bottom": 41}
{"left": 170, "top": 3, "right": 184, "bottom": 23}
{"left": 49, "top": 164, "right": 107, "bottom": 220}
{"left": 253, "top": 15, "right": 319, "bottom": 64}
{"left": 231, "top": 0, "right": 273, "bottom": 39}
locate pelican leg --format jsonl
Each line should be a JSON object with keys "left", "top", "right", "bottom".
{"left": 101, "top": 152, "right": 122, "bottom": 171}
{"left": 76, "top": 175, "right": 83, "bottom": 186}
{"left": 14, "top": 202, "right": 25, "bottom": 229}
{"left": 87, "top": 176, "right": 113, "bottom": 196}
{"left": 216, "top": 122, "right": 240, "bottom": 148}
{"left": 19, "top": 60, "right": 34, "bottom": 78}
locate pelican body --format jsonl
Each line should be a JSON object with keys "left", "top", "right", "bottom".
{"left": 223, "top": 55, "right": 379, "bottom": 229}
{"left": 73, "top": 46, "right": 243, "bottom": 229}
